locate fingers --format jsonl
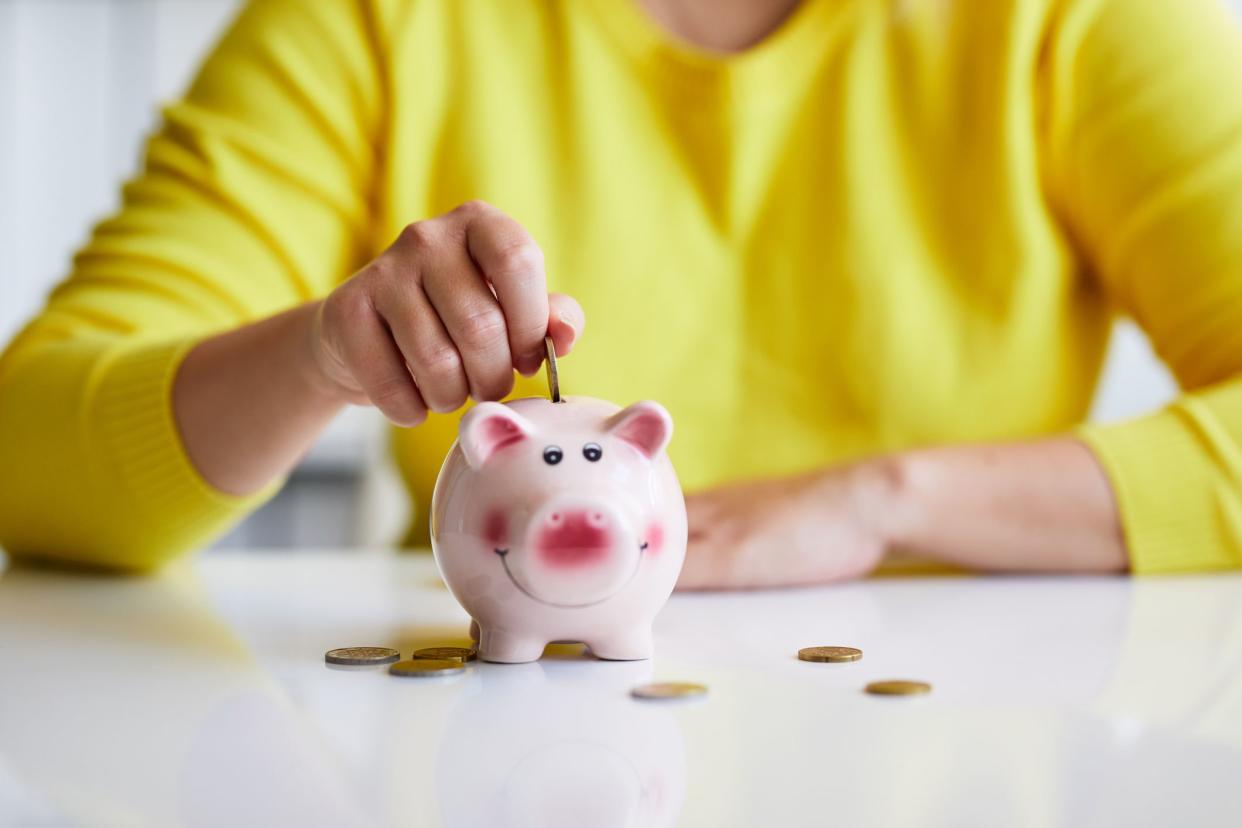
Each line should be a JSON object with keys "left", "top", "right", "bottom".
{"left": 547, "top": 292, "right": 584, "bottom": 358}
{"left": 322, "top": 288, "right": 427, "bottom": 427}
{"left": 677, "top": 492, "right": 718, "bottom": 590}
{"left": 324, "top": 201, "right": 582, "bottom": 421}
{"left": 678, "top": 487, "right": 750, "bottom": 590}
{"left": 418, "top": 245, "right": 515, "bottom": 403}
{"left": 676, "top": 536, "right": 730, "bottom": 591}
{"left": 684, "top": 490, "right": 721, "bottom": 540}
{"left": 459, "top": 201, "right": 550, "bottom": 377}
{"left": 373, "top": 272, "right": 469, "bottom": 414}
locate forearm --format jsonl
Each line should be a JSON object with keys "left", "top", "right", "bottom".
{"left": 173, "top": 301, "right": 347, "bottom": 496}
{"left": 881, "top": 437, "right": 1128, "bottom": 573}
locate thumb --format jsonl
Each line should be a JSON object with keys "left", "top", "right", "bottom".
{"left": 547, "top": 292, "right": 584, "bottom": 357}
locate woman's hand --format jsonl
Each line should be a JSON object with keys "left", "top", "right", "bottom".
{"left": 309, "top": 200, "right": 584, "bottom": 426}
{"left": 675, "top": 439, "right": 1128, "bottom": 590}
{"left": 676, "top": 461, "right": 897, "bottom": 590}
{"left": 176, "top": 200, "right": 581, "bottom": 496}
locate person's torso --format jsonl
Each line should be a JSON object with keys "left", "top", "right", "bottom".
{"left": 362, "top": 0, "right": 1108, "bottom": 543}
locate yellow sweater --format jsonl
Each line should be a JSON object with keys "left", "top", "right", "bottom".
{"left": 3, "top": 0, "right": 1242, "bottom": 572}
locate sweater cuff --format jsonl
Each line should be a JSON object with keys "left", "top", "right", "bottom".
{"left": 1077, "top": 401, "right": 1242, "bottom": 574}
{"left": 92, "top": 338, "right": 280, "bottom": 567}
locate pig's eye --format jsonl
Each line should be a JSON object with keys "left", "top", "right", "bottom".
{"left": 542, "top": 446, "right": 564, "bottom": 465}
{"left": 582, "top": 443, "right": 603, "bottom": 462}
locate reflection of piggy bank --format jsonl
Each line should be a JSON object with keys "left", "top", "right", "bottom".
{"left": 430, "top": 396, "right": 687, "bottom": 663}
{"left": 436, "top": 660, "right": 687, "bottom": 827}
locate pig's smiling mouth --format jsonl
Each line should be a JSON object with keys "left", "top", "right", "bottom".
{"left": 492, "top": 545, "right": 646, "bottom": 608}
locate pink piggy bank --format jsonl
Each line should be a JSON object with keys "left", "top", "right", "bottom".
{"left": 430, "top": 396, "right": 687, "bottom": 663}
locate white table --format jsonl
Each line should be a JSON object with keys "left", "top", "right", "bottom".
{"left": 2, "top": 551, "right": 1240, "bottom": 827}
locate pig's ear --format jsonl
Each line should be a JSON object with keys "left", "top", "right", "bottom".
{"left": 459, "top": 403, "right": 535, "bottom": 469}
{"left": 605, "top": 401, "right": 673, "bottom": 459}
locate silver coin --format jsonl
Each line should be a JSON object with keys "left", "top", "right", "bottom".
{"left": 325, "top": 647, "right": 400, "bottom": 666}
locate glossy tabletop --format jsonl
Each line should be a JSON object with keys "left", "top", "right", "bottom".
{"left": 2, "top": 550, "right": 1241, "bottom": 827}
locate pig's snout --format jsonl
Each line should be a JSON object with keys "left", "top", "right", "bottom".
{"left": 534, "top": 509, "right": 616, "bottom": 567}
{"left": 504, "top": 499, "right": 641, "bottom": 607}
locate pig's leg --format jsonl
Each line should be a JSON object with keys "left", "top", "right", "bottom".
{"left": 478, "top": 627, "right": 545, "bottom": 663}
{"left": 469, "top": 618, "right": 480, "bottom": 642}
{"left": 587, "top": 628, "right": 654, "bottom": 661}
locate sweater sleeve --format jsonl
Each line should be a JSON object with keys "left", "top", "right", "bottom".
{"left": 1042, "top": 0, "right": 1242, "bottom": 572}
{"left": 0, "top": 0, "right": 384, "bottom": 569}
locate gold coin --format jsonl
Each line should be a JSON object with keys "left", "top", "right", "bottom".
{"left": 325, "top": 647, "right": 401, "bottom": 666}
{"left": 798, "top": 646, "right": 863, "bottom": 663}
{"left": 865, "top": 680, "right": 931, "bottom": 696}
{"left": 412, "top": 646, "right": 478, "bottom": 663}
{"left": 388, "top": 658, "right": 467, "bottom": 678}
{"left": 630, "top": 682, "right": 708, "bottom": 700}
{"left": 544, "top": 335, "right": 561, "bottom": 403}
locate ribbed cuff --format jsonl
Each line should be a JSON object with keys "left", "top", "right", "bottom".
{"left": 1077, "top": 402, "right": 1241, "bottom": 574}
{"left": 92, "top": 338, "right": 279, "bottom": 567}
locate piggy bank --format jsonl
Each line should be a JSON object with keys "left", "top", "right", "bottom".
{"left": 430, "top": 396, "right": 687, "bottom": 663}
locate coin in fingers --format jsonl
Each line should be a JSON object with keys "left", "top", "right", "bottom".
{"left": 544, "top": 335, "right": 561, "bottom": 403}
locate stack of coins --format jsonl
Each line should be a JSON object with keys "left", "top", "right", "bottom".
{"left": 411, "top": 646, "right": 477, "bottom": 663}
{"left": 325, "top": 644, "right": 479, "bottom": 678}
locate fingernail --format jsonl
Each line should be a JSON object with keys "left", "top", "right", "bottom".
{"left": 557, "top": 310, "right": 576, "bottom": 336}
{"left": 517, "top": 350, "right": 542, "bottom": 376}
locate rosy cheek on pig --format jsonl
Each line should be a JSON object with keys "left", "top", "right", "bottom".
{"left": 483, "top": 508, "right": 508, "bottom": 549}
{"left": 643, "top": 521, "right": 664, "bottom": 555}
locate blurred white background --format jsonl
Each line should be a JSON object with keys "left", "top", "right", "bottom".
{"left": 5, "top": 0, "right": 1233, "bottom": 546}
{"left": 0, "top": 0, "right": 403, "bottom": 548}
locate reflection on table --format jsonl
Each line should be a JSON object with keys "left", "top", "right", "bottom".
{"left": 1, "top": 551, "right": 1242, "bottom": 827}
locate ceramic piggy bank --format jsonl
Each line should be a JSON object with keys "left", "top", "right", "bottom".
{"left": 430, "top": 396, "right": 687, "bottom": 663}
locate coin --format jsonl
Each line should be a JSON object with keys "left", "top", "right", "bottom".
{"left": 865, "top": 680, "right": 931, "bottom": 696}
{"left": 325, "top": 647, "right": 401, "bottom": 666}
{"left": 412, "top": 646, "right": 477, "bottom": 663}
{"left": 630, "top": 682, "right": 708, "bottom": 700}
{"left": 798, "top": 646, "right": 863, "bottom": 663}
{"left": 544, "top": 335, "right": 561, "bottom": 403}
{"left": 388, "top": 659, "right": 467, "bottom": 678}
